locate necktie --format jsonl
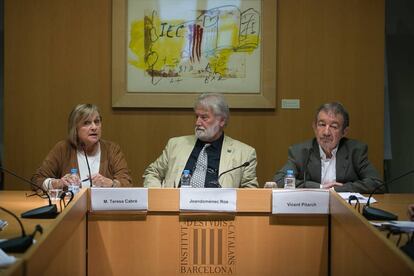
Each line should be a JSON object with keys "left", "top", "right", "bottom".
{"left": 190, "top": 144, "right": 210, "bottom": 188}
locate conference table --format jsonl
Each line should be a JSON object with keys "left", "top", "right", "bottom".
{"left": 330, "top": 192, "right": 414, "bottom": 275}
{"left": 88, "top": 189, "right": 328, "bottom": 275}
{"left": 0, "top": 189, "right": 87, "bottom": 276}
{"left": 1, "top": 188, "right": 413, "bottom": 276}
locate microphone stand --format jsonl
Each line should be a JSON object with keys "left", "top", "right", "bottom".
{"left": 362, "top": 169, "right": 414, "bottom": 220}
{"left": 0, "top": 207, "right": 43, "bottom": 253}
{"left": 209, "top": 161, "right": 251, "bottom": 188}
{"left": 0, "top": 167, "right": 58, "bottom": 219}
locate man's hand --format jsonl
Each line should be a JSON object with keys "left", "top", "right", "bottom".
{"left": 321, "top": 181, "right": 343, "bottom": 189}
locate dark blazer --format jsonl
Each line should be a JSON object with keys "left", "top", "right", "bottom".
{"left": 273, "top": 138, "right": 383, "bottom": 193}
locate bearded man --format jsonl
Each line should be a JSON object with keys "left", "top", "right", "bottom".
{"left": 143, "top": 93, "right": 258, "bottom": 188}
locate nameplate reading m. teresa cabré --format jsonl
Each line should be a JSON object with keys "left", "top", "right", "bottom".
{"left": 272, "top": 189, "right": 329, "bottom": 214}
{"left": 91, "top": 188, "right": 148, "bottom": 211}
{"left": 180, "top": 188, "right": 236, "bottom": 212}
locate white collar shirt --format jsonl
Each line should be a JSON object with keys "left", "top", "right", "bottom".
{"left": 319, "top": 145, "right": 338, "bottom": 185}
{"left": 77, "top": 144, "right": 101, "bottom": 188}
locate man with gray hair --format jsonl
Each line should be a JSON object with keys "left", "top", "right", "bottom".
{"left": 273, "top": 102, "right": 383, "bottom": 193}
{"left": 143, "top": 93, "right": 258, "bottom": 188}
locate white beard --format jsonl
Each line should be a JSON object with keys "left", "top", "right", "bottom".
{"left": 195, "top": 120, "right": 221, "bottom": 142}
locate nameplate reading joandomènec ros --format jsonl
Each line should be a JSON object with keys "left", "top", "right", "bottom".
{"left": 180, "top": 188, "right": 237, "bottom": 212}
{"left": 272, "top": 189, "right": 329, "bottom": 214}
{"left": 91, "top": 188, "right": 148, "bottom": 211}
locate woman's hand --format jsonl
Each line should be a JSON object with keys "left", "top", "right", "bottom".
{"left": 49, "top": 178, "right": 65, "bottom": 189}
{"left": 91, "top": 173, "right": 115, "bottom": 187}
{"left": 60, "top": 173, "right": 81, "bottom": 187}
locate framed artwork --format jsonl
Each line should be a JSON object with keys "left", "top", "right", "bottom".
{"left": 112, "top": 0, "right": 276, "bottom": 108}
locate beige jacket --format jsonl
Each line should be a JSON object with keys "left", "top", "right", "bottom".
{"left": 143, "top": 135, "right": 258, "bottom": 188}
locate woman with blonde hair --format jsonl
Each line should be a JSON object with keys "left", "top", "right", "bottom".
{"left": 32, "top": 104, "right": 132, "bottom": 190}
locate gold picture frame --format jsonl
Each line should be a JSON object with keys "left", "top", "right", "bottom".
{"left": 112, "top": 0, "right": 276, "bottom": 108}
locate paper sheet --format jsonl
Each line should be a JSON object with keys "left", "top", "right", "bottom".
{"left": 0, "top": 248, "right": 16, "bottom": 268}
{"left": 338, "top": 192, "right": 377, "bottom": 204}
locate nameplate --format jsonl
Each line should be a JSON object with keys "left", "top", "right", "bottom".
{"left": 180, "top": 188, "right": 236, "bottom": 212}
{"left": 91, "top": 188, "right": 148, "bottom": 211}
{"left": 272, "top": 189, "right": 329, "bottom": 214}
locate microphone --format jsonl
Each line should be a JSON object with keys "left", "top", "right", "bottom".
{"left": 0, "top": 207, "right": 43, "bottom": 253}
{"left": 362, "top": 169, "right": 414, "bottom": 220}
{"left": 219, "top": 161, "right": 251, "bottom": 179}
{"left": 207, "top": 160, "right": 252, "bottom": 188}
{"left": 81, "top": 144, "right": 93, "bottom": 188}
{"left": 0, "top": 167, "right": 58, "bottom": 219}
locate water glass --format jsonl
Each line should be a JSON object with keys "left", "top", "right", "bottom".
{"left": 264, "top": 181, "right": 277, "bottom": 189}
{"left": 48, "top": 188, "right": 63, "bottom": 201}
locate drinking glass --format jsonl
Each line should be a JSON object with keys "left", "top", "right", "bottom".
{"left": 48, "top": 188, "right": 63, "bottom": 201}
{"left": 264, "top": 181, "right": 277, "bottom": 188}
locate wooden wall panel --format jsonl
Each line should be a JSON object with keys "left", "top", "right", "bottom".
{"left": 4, "top": 0, "right": 384, "bottom": 188}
